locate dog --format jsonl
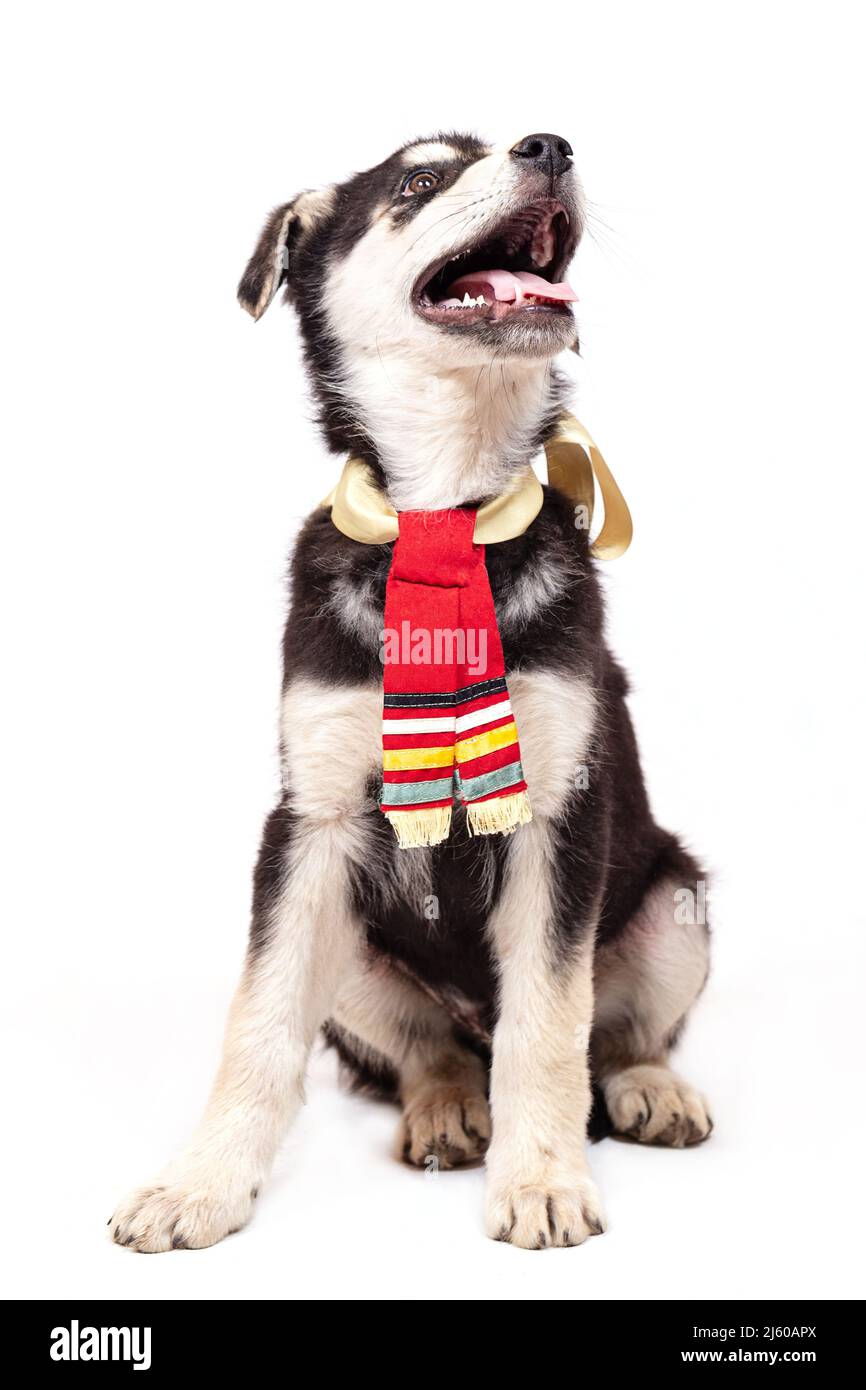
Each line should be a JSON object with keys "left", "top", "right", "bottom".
{"left": 111, "top": 131, "right": 711, "bottom": 1253}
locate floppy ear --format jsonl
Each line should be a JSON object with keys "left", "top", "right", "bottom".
{"left": 237, "top": 188, "right": 334, "bottom": 320}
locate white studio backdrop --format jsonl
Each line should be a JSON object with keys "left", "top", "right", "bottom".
{"left": 1, "top": 1, "right": 864, "bottom": 1299}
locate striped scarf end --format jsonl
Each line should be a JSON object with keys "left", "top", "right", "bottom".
{"left": 465, "top": 789, "right": 533, "bottom": 839}
{"left": 384, "top": 805, "right": 452, "bottom": 849}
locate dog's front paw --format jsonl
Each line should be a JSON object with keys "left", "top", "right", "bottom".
{"left": 485, "top": 1176, "right": 605, "bottom": 1250}
{"left": 109, "top": 1171, "right": 256, "bottom": 1253}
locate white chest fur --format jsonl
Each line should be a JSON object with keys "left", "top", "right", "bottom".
{"left": 280, "top": 669, "right": 597, "bottom": 826}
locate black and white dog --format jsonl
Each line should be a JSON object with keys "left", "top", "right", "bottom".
{"left": 111, "top": 131, "right": 711, "bottom": 1253}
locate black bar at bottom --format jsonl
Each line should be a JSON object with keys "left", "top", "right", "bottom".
{"left": 1, "top": 1298, "right": 855, "bottom": 1374}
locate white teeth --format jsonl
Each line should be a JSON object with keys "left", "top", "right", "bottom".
{"left": 462, "top": 292, "right": 474, "bottom": 307}
{"left": 532, "top": 225, "right": 555, "bottom": 267}
{"left": 477, "top": 294, "right": 486, "bottom": 305}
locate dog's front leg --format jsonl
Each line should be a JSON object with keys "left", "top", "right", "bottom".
{"left": 485, "top": 819, "right": 605, "bottom": 1249}
{"left": 111, "top": 812, "right": 362, "bottom": 1252}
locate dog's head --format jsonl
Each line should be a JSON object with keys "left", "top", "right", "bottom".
{"left": 239, "top": 132, "right": 583, "bottom": 450}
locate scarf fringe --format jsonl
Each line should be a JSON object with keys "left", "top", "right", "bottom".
{"left": 466, "top": 789, "right": 532, "bottom": 838}
{"left": 384, "top": 805, "right": 452, "bottom": 849}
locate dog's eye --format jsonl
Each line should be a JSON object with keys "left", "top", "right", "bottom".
{"left": 402, "top": 169, "right": 440, "bottom": 197}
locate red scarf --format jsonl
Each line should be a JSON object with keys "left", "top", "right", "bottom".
{"left": 380, "top": 508, "right": 532, "bottom": 848}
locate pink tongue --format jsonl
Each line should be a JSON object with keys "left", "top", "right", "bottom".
{"left": 445, "top": 268, "right": 577, "bottom": 306}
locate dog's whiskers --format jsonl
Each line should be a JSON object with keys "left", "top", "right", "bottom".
{"left": 397, "top": 193, "right": 499, "bottom": 264}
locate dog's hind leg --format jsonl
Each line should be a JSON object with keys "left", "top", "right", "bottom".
{"left": 592, "top": 855, "right": 713, "bottom": 1148}
{"left": 326, "top": 959, "right": 491, "bottom": 1169}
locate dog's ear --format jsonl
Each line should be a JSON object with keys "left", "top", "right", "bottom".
{"left": 237, "top": 188, "right": 334, "bottom": 320}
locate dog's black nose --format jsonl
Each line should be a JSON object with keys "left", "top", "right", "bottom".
{"left": 510, "top": 133, "right": 573, "bottom": 177}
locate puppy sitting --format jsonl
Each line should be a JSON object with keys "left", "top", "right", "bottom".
{"left": 111, "top": 131, "right": 711, "bottom": 1253}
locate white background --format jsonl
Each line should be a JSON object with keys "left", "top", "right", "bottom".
{"left": 2, "top": 0, "right": 864, "bottom": 1301}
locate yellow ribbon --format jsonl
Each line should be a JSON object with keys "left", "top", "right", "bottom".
{"left": 544, "top": 414, "right": 633, "bottom": 560}
{"left": 321, "top": 413, "right": 632, "bottom": 559}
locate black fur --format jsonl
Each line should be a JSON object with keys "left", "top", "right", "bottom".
{"left": 321, "top": 1020, "right": 399, "bottom": 1101}
{"left": 240, "top": 129, "right": 706, "bottom": 1102}
{"left": 238, "top": 130, "right": 579, "bottom": 472}
{"left": 251, "top": 486, "right": 704, "bottom": 1037}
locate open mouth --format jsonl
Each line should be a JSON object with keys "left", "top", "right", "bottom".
{"left": 414, "top": 199, "right": 576, "bottom": 327}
